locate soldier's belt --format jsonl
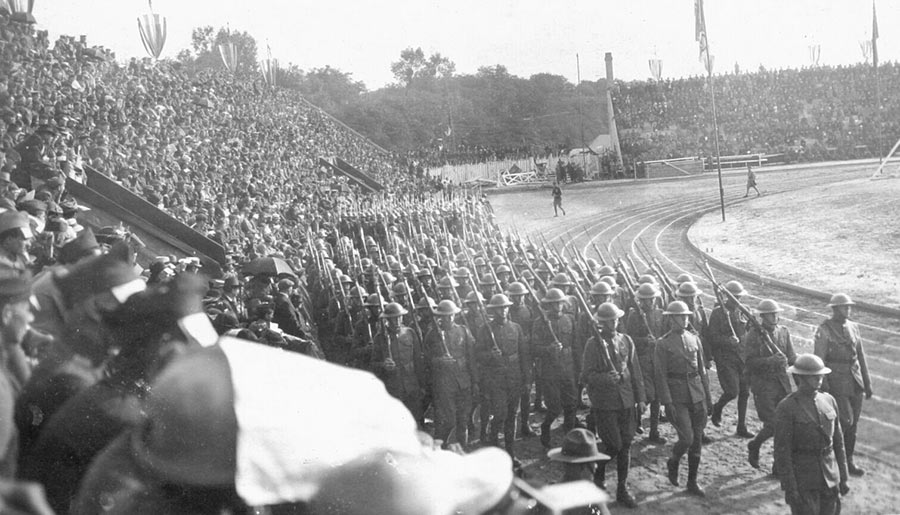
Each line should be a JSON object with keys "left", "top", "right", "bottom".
{"left": 667, "top": 371, "right": 700, "bottom": 380}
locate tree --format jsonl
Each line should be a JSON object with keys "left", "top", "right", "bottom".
{"left": 390, "top": 47, "right": 455, "bottom": 88}
{"left": 177, "top": 25, "right": 259, "bottom": 74}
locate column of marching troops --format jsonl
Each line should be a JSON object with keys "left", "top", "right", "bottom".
{"left": 301, "top": 196, "right": 873, "bottom": 514}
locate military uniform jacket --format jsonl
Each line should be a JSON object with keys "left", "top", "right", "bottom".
{"left": 475, "top": 320, "right": 528, "bottom": 389}
{"left": 423, "top": 324, "right": 475, "bottom": 392}
{"left": 774, "top": 391, "right": 848, "bottom": 493}
{"left": 624, "top": 307, "right": 664, "bottom": 356}
{"left": 813, "top": 319, "right": 871, "bottom": 397}
{"left": 372, "top": 326, "right": 424, "bottom": 399}
{"left": 531, "top": 313, "right": 576, "bottom": 381}
{"left": 654, "top": 329, "right": 711, "bottom": 406}
{"left": 508, "top": 303, "right": 535, "bottom": 343}
{"left": 581, "top": 332, "right": 646, "bottom": 411}
{"left": 745, "top": 324, "right": 795, "bottom": 395}
{"left": 705, "top": 305, "right": 748, "bottom": 363}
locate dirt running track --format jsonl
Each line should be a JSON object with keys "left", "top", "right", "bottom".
{"left": 488, "top": 163, "right": 900, "bottom": 514}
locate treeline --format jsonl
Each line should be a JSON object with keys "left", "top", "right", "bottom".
{"left": 174, "top": 35, "right": 608, "bottom": 153}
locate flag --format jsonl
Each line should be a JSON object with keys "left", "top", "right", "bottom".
{"left": 695, "top": 0, "right": 712, "bottom": 74}
{"left": 872, "top": 1, "right": 879, "bottom": 67}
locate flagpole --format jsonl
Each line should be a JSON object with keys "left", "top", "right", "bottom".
{"left": 709, "top": 71, "right": 726, "bottom": 222}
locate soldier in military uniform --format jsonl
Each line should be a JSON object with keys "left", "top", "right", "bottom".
{"left": 746, "top": 299, "right": 796, "bottom": 470}
{"left": 507, "top": 282, "right": 536, "bottom": 437}
{"left": 424, "top": 300, "right": 476, "bottom": 448}
{"left": 813, "top": 293, "right": 872, "bottom": 477}
{"left": 581, "top": 302, "right": 646, "bottom": 508}
{"left": 655, "top": 301, "right": 713, "bottom": 497}
{"left": 532, "top": 288, "right": 578, "bottom": 449}
{"left": 774, "top": 354, "right": 850, "bottom": 515}
{"left": 624, "top": 283, "right": 666, "bottom": 443}
{"left": 371, "top": 302, "right": 425, "bottom": 423}
{"left": 706, "top": 280, "right": 754, "bottom": 438}
{"left": 475, "top": 294, "right": 528, "bottom": 459}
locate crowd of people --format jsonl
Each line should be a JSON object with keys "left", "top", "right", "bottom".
{"left": 0, "top": 9, "right": 880, "bottom": 515}
{"left": 614, "top": 63, "right": 900, "bottom": 163}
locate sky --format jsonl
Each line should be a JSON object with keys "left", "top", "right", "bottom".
{"left": 33, "top": 0, "right": 895, "bottom": 89}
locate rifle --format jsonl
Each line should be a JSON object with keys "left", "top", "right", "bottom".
{"left": 375, "top": 266, "right": 396, "bottom": 368}
{"left": 591, "top": 242, "right": 608, "bottom": 267}
{"left": 513, "top": 242, "right": 561, "bottom": 346}
{"left": 696, "top": 261, "right": 785, "bottom": 358}
{"left": 462, "top": 264, "right": 501, "bottom": 355}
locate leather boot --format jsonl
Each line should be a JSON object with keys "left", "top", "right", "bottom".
{"left": 540, "top": 420, "right": 552, "bottom": 449}
{"left": 846, "top": 427, "right": 865, "bottom": 476}
{"left": 647, "top": 402, "right": 666, "bottom": 443}
{"left": 686, "top": 455, "right": 705, "bottom": 497}
{"left": 616, "top": 483, "right": 638, "bottom": 509}
{"left": 593, "top": 462, "right": 607, "bottom": 491}
{"left": 736, "top": 395, "right": 754, "bottom": 438}
{"left": 666, "top": 456, "right": 680, "bottom": 486}
{"left": 747, "top": 439, "right": 761, "bottom": 469}
{"left": 710, "top": 399, "right": 724, "bottom": 427}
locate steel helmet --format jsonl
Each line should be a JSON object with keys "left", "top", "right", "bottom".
{"left": 600, "top": 276, "right": 616, "bottom": 287}
{"left": 349, "top": 286, "right": 367, "bottom": 298}
{"left": 549, "top": 273, "right": 572, "bottom": 287}
{"left": 506, "top": 282, "right": 529, "bottom": 296}
{"left": 520, "top": 270, "right": 535, "bottom": 281}
{"left": 454, "top": 252, "right": 467, "bottom": 263}
{"left": 340, "top": 275, "right": 354, "bottom": 284}
{"left": 595, "top": 302, "right": 624, "bottom": 321}
{"left": 663, "top": 301, "right": 692, "bottom": 316}
{"left": 676, "top": 282, "right": 701, "bottom": 298}
{"left": 130, "top": 346, "right": 237, "bottom": 486}
{"left": 637, "top": 274, "right": 657, "bottom": 285}
{"left": 635, "top": 283, "right": 660, "bottom": 299}
{"left": 437, "top": 276, "right": 459, "bottom": 289}
{"left": 465, "top": 291, "right": 485, "bottom": 304}
{"left": 597, "top": 265, "right": 616, "bottom": 277}
{"left": 788, "top": 353, "right": 831, "bottom": 375}
{"left": 473, "top": 257, "right": 486, "bottom": 267}
{"left": 541, "top": 288, "right": 567, "bottom": 304}
{"left": 433, "top": 299, "right": 461, "bottom": 316}
{"left": 332, "top": 268, "right": 343, "bottom": 279}
{"left": 392, "top": 283, "right": 410, "bottom": 296}
{"left": 589, "top": 281, "right": 614, "bottom": 296}
{"left": 416, "top": 296, "right": 438, "bottom": 311}
{"left": 360, "top": 257, "right": 372, "bottom": 269}
{"left": 536, "top": 261, "right": 553, "bottom": 274}
{"left": 496, "top": 264, "right": 512, "bottom": 275}
{"left": 724, "top": 280, "right": 747, "bottom": 296}
{"left": 487, "top": 294, "right": 513, "bottom": 308}
{"left": 756, "top": 299, "right": 784, "bottom": 314}
{"left": 380, "top": 272, "right": 396, "bottom": 284}
{"left": 416, "top": 267, "right": 433, "bottom": 278}
{"left": 438, "top": 246, "right": 450, "bottom": 256}
{"left": 675, "top": 273, "right": 693, "bottom": 284}
{"left": 490, "top": 255, "right": 506, "bottom": 267}
{"left": 389, "top": 261, "right": 402, "bottom": 273}
{"left": 380, "top": 302, "right": 409, "bottom": 318}
{"left": 586, "top": 258, "right": 599, "bottom": 269}
{"left": 547, "top": 256, "right": 561, "bottom": 268}
{"left": 404, "top": 263, "right": 420, "bottom": 275}
{"left": 827, "top": 293, "right": 855, "bottom": 307}
{"left": 365, "top": 293, "right": 385, "bottom": 306}
{"left": 452, "top": 267, "right": 472, "bottom": 279}
{"left": 478, "top": 274, "right": 496, "bottom": 286}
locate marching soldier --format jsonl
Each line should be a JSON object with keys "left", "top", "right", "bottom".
{"left": 624, "top": 283, "right": 666, "bottom": 443}
{"left": 532, "top": 288, "right": 578, "bottom": 449}
{"left": 676, "top": 282, "right": 708, "bottom": 343}
{"left": 655, "top": 301, "right": 713, "bottom": 497}
{"left": 746, "top": 299, "right": 796, "bottom": 471}
{"left": 507, "top": 282, "right": 536, "bottom": 437}
{"left": 814, "top": 293, "right": 872, "bottom": 477}
{"left": 372, "top": 302, "right": 425, "bottom": 424}
{"left": 774, "top": 354, "right": 850, "bottom": 514}
{"left": 424, "top": 300, "right": 476, "bottom": 448}
{"left": 706, "top": 280, "right": 754, "bottom": 438}
{"left": 475, "top": 294, "right": 528, "bottom": 460}
{"left": 581, "top": 302, "right": 646, "bottom": 508}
